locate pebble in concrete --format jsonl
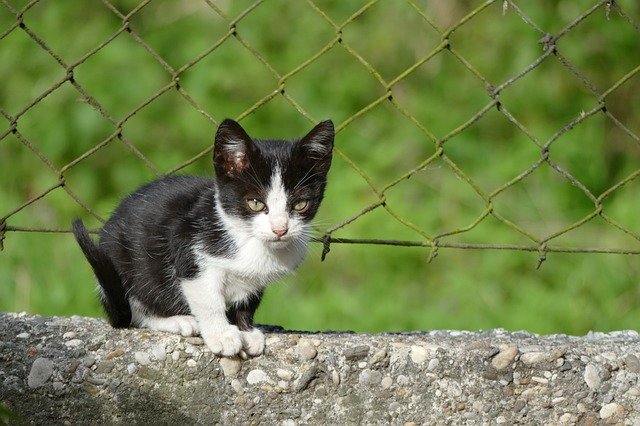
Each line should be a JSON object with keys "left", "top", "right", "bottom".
{"left": 359, "top": 368, "right": 382, "bottom": 386}
{"left": 276, "top": 369, "right": 294, "bottom": 381}
{"left": 81, "top": 356, "right": 96, "bottom": 368}
{"left": 625, "top": 354, "right": 640, "bottom": 374}
{"left": 297, "top": 339, "right": 317, "bottom": 361}
{"left": 583, "top": 364, "right": 601, "bottom": 390}
{"left": 230, "top": 379, "right": 244, "bottom": 395}
{"left": 370, "top": 349, "right": 387, "bottom": 365}
{"left": 381, "top": 376, "right": 393, "bottom": 389}
{"left": 491, "top": 345, "right": 518, "bottom": 370}
{"left": 219, "top": 357, "right": 241, "bottom": 378}
{"left": 520, "top": 349, "right": 565, "bottom": 365}
{"left": 134, "top": 351, "right": 152, "bottom": 366}
{"left": 27, "top": 357, "right": 54, "bottom": 388}
{"left": 105, "top": 348, "right": 125, "bottom": 360}
{"left": 599, "top": 402, "right": 624, "bottom": 419}
{"left": 410, "top": 345, "right": 428, "bottom": 364}
{"left": 185, "top": 337, "right": 204, "bottom": 345}
{"left": 246, "top": 369, "right": 271, "bottom": 385}
{"left": 397, "top": 375, "right": 410, "bottom": 386}
{"left": 64, "top": 339, "right": 83, "bottom": 348}
{"left": 344, "top": 345, "right": 370, "bottom": 361}
{"left": 150, "top": 344, "right": 166, "bottom": 362}
{"left": 428, "top": 358, "right": 440, "bottom": 371}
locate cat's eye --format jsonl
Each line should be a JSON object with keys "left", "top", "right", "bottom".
{"left": 293, "top": 200, "right": 309, "bottom": 212}
{"left": 246, "top": 199, "right": 266, "bottom": 212}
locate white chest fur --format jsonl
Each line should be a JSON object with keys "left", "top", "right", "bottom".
{"left": 194, "top": 239, "right": 307, "bottom": 304}
{"left": 201, "top": 175, "right": 310, "bottom": 304}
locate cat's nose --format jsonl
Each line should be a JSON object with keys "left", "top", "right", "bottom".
{"left": 272, "top": 228, "right": 288, "bottom": 238}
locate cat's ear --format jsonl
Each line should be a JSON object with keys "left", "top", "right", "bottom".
{"left": 297, "top": 120, "right": 334, "bottom": 164}
{"left": 214, "top": 119, "right": 255, "bottom": 178}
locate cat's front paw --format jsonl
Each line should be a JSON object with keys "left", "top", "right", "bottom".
{"left": 201, "top": 325, "right": 243, "bottom": 356}
{"left": 241, "top": 328, "right": 265, "bottom": 356}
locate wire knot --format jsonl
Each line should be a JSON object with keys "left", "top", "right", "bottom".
{"left": 539, "top": 34, "right": 556, "bottom": 52}
{"left": 0, "top": 220, "right": 6, "bottom": 251}
{"left": 541, "top": 146, "right": 550, "bottom": 160}
{"left": 427, "top": 240, "right": 439, "bottom": 263}
{"left": 605, "top": 1, "right": 614, "bottom": 19}
{"left": 536, "top": 243, "right": 548, "bottom": 269}
{"left": 321, "top": 234, "right": 332, "bottom": 262}
{"left": 487, "top": 84, "right": 499, "bottom": 99}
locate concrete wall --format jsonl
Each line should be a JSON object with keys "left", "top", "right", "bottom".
{"left": 1, "top": 312, "right": 639, "bottom": 424}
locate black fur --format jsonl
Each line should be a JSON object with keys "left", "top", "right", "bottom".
{"left": 227, "top": 290, "right": 264, "bottom": 331}
{"left": 71, "top": 220, "right": 131, "bottom": 327}
{"left": 73, "top": 119, "right": 334, "bottom": 330}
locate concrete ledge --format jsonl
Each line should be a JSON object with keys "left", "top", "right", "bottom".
{"left": 1, "top": 313, "right": 639, "bottom": 424}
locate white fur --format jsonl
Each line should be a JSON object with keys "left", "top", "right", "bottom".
{"left": 264, "top": 170, "right": 288, "bottom": 234}
{"left": 306, "top": 139, "right": 330, "bottom": 156}
{"left": 130, "top": 297, "right": 199, "bottom": 337}
{"left": 241, "top": 328, "right": 266, "bottom": 356}
{"left": 251, "top": 169, "right": 308, "bottom": 245}
{"left": 181, "top": 267, "right": 243, "bottom": 356}
{"left": 223, "top": 138, "right": 245, "bottom": 152}
{"left": 135, "top": 166, "right": 309, "bottom": 357}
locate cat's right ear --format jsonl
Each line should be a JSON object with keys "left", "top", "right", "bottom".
{"left": 299, "top": 120, "right": 334, "bottom": 160}
{"left": 296, "top": 120, "right": 334, "bottom": 174}
{"left": 214, "top": 119, "right": 254, "bottom": 178}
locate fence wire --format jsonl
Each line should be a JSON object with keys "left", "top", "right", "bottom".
{"left": 1, "top": 0, "right": 639, "bottom": 268}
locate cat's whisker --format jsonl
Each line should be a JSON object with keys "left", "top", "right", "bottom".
{"left": 292, "top": 168, "right": 318, "bottom": 192}
{"left": 293, "top": 170, "right": 325, "bottom": 193}
{"left": 293, "top": 149, "right": 332, "bottom": 191}
{"left": 245, "top": 165, "right": 267, "bottom": 192}
{"left": 308, "top": 220, "right": 334, "bottom": 231}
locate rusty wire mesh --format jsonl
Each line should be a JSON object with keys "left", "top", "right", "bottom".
{"left": 1, "top": 0, "right": 639, "bottom": 268}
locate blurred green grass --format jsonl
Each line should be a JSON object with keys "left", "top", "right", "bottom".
{"left": 1, "top": 1, "right": 639, "bottom": 334}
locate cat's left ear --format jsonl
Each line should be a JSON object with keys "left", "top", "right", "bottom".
{"left": 213, "top": 119, "right": 256, "bottom": 178}
{"left": 297, "top": 120, "right": 334, "bottom": 168}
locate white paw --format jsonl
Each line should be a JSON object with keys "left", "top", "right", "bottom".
{"left": 172, "top": 315, "right": 200, "bottom": 336}
{"left": 144, "top": 315, "right": 199, "bottom": 337}
{"left": 201, "top": 325, "right": 243, "bottom": 356}
{"left": 241, "top": 328, "right": 265, "bottom": 356}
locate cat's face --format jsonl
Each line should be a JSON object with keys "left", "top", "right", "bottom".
{"left": 213, "top": 119, "right": 334, "bottom": 248}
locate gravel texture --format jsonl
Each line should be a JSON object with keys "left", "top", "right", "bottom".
{"left": 1, "top": 312, "right": 639, "bottom": 424}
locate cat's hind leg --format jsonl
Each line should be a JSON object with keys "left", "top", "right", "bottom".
{"left": 130, "top": 297, "right": 199, "bottom": 336}
{"left": 140, "top": 315, "right": 199, "bottom": 337}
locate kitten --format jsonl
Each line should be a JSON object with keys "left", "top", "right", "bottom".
{"left": 72, "top": 119, "right": 334, "bottom": 357}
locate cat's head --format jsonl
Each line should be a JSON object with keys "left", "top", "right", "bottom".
{"left": 213, "top": 119, "right": 334, "bottom": 248}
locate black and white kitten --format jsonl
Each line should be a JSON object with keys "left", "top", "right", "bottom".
{"left": 72, "top": 119, "right": 334, "bottom": 356}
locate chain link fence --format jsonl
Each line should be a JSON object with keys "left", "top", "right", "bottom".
{"left": 1, "top": 0, "right": 639, "bottom": 268}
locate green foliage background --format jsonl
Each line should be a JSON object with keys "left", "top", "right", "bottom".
{"left": 1, "top": 0, "right": 639, "bottom": 334}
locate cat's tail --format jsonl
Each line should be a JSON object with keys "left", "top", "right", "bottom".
{"left": 72, "top": 219, "right": 132, "bottom": 328}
